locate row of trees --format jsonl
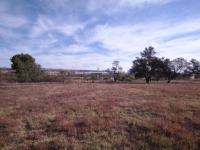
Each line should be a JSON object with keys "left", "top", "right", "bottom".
{"left": 9, "top": 47, "right": 200, "bottom": 83}
{"left": 129, "top": 46, "right": 200, "bottom": 83}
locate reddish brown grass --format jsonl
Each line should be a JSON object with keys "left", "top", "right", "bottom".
{"left": 0, "top": 82, "right": 200, "bottom": 149}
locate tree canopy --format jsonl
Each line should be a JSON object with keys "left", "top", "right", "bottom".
{"left": 11, "top": 53, "right": 43, "bottom": 82}
{"left": 130, "top": 47, "right": 159, "bottom": 83}
{"left": 130, "top": 47, "right": 200, "bottom": 83}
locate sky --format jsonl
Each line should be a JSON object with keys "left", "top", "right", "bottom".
{"left": 0, "top": 0, "right": 200, "bottom": 71}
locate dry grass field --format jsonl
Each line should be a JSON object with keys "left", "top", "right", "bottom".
{"left": 0, "top": 82, "right": 200, "bottom": 149}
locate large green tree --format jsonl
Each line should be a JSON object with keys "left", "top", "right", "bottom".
{"left": 130, "top": 46, "right": 158, "bottom": 83}
{"left": 11, "top": 53, "right": 43, "bottom": 82}
{"left": 130, "top": 47, "right": 178, "bottom": 83}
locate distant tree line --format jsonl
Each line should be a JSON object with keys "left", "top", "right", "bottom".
{"left": 8, "top": 49, "right": 200, "bottom": 83}
{"left": 129, "top": 46, "right": 200, "bottom": 83}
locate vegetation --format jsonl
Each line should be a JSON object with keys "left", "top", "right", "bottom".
{"left": 7, "top": 49, "right": 200, "bottom": 83}
{"left": 130, "top": 47, "right": 200, "bottom": 83}
{"left": 111, "top": 60, "right": 123, "bottom": 82}
{"left": 11, "top": 54, "right": 44, "bottom": 82}
{"left": 0, "top": 82, "right": 199, "bottom": 149}
{"left": 0, "top": 50, "right": 199, "bottom": 149}
{"left": 188, "top": 59, "right": 200, "bottom": 77}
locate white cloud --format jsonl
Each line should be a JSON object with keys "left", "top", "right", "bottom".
{"left": 46, "top": 44, "right": 93, "bottom": 54}
{"left": 30, "top": 15, "right": 85, "bottom": 38}
{"left": 21, "top": 17, "right": 200, "bottom": 71}
{"left": 0, "top": 13, "right": 28, "bottom": 28}
{"left": 159, "top": 36, "right": 200, "bottom": 59}
{"left": 0, "top": 0, "right": 199, "bottom": 71}
{"left": 0, "top": 28, "right": 18, "bottom": 39}
{"left": 119, "top": 0, "right": 174, "bottom": 7}
{"left": 63, "top": 44, "right": 91, "bottom": 53}
{"left": 90, "top": 18, "right": 200, "bottom": 54}
{"left": 0, "top": 48, "right": 33, "bottom": 67}
{"left": 36, "top": 53, "right": 112, "bottom": 70}
{"left": 65, "top": 17, "right": 199, "bottom": 71}
{"left": 87, "top": 0, "right": 176, "bottom": 14}
{"left": 58, "top": 24, "right": 84, "bottom": 36}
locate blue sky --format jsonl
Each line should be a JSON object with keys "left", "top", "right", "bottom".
{"left": 0, "top": 0, "right": 200, "bottom": 71}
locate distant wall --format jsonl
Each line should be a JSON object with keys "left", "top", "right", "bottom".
{"left": 0, "top": 69, "right": 17, "bottom": 83}
{"left": 0, "top": 68, "right": 112, "bottom": 83}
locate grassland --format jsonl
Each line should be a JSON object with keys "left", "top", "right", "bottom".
{"left": 0, "top": 81, "right": 200, "bottom": 149}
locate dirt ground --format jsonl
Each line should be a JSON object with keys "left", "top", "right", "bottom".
{"left": 0, "top": 82, "right": 200, "bottom": 149}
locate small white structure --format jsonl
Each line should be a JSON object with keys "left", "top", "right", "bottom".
{"left": 190, "top": 74, "right": 195, "bottom": 80}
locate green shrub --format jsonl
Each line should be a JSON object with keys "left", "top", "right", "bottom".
{"left": 11, "top": 53, "right": 44, "bottom": 82}
{"left": 116, "top": 73, "right": 135, "bottom": 82}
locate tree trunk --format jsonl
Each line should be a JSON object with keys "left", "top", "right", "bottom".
{"left": 167, "top": 74, "right": 172, "bottom": 83}
{"left": 145, "top": 77, "right": 150, "bottom": 84}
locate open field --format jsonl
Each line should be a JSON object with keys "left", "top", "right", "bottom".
{"left": 0, "top": 82, "right": 200, "bottom": 149}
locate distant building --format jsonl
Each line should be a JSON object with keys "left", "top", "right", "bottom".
{"left": 43, "top": 68, "right": 69, "bottom": 76}
{"left": 0, "top": 68, "right": 15, "bottom": 74}
{"left": 0, "top": 67, "right": 110, "bottom": 78}
{"left": 190, "top": 74, "right": 195, "bottom": 80}
{"left": 41, "top": 68, "right": 109, "bottom": 77}
{"left": 74, "top": 70, "right": 109, "bottom": 76}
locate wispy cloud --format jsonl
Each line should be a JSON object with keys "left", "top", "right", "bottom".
{"left": 87, "top": 0, "right": 176, "bottom": 14}
{"left": 30, "top": 15, "right": 86, "bottom": 38}
{"left": 0, "top": 0, "right": 200, "bottom": 71}
{"left": 0, "top": 13, "right": 28, "bottom": 28}
{"left": 89, "top": 18, "right": 200, "bottom": 55}
{"left": 119, "top": 0, "right": 175, "bottom": 6}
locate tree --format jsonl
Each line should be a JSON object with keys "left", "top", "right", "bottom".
{"left": 60, "top": 70, "right": 65, "bottom": 82}
{"left": 141, "top": 46, "right": 156, "bottom": 60}
{"left": 160, "top": 58, "right": 175, "bottom": 83}
{"left": 170, "top": 58, "right": 188, "bottom": 79}
{"left": 188, "top": 59, "right": 200, "bottom": 77}
{"left": 111, "top": 60, "right": 123, "bottom": 82}
{"left": 150, "top": 57, "right": 165, "bottom": 81}
{"left": 130, "top": 46, "right": 157, "bottom": 83}
{"left": 131, "top": 57, "right": 150, "bottom": 83}
{"left": 11, "top": 53, "right": 43, "bottom": 82}
{"left": 171, "top": 58, "right": 188, "bottom": 74}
